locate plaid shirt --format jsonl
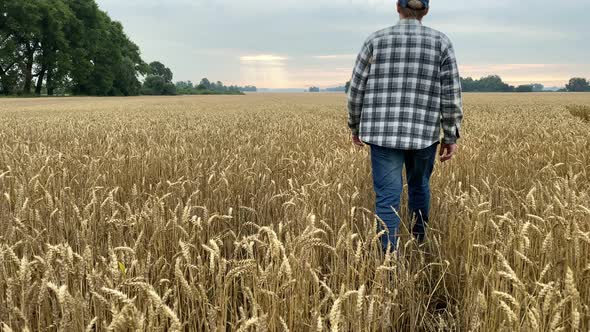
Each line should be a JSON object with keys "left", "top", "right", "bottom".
{"left": 347, "top": 19, "right": 463, "bottom": 150}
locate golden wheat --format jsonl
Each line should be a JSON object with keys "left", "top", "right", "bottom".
{"left": 0, "top": 93, "right": 589, "bottom": 331}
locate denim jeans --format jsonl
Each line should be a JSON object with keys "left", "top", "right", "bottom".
{"left": 370, "top": 142, "right": 439, "bottom": 252}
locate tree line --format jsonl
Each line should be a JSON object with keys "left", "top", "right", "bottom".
{"left": 132, "top": 61, "right": 256, "bottom": 96}
{"left": 175, "top": 79, "right": 256, "bottom": 95}
{"left": 343, "top": 76, "right": 590, "bottom": 93}
{"left": 461, "top": 76, "right": 590, "bottom": 93}
{"left": 0, "top": 0, "right": 255, "bottom": 97}
{"left": 461, "top": 76, "right": 537, "bottom": 92}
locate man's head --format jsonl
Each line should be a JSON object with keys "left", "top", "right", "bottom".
{"left": 397, "top": 0, "right": 429, "bottom": 20}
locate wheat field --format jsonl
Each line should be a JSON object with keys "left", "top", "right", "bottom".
{"left": 0, "top": 93, "right": 589, "bottom": 331}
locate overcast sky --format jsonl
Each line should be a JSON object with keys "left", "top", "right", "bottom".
{"left": 96, "top": 0, "right": 590, "bottom": 89}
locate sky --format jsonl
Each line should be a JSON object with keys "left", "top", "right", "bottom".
{"left": 96, "top": 0, "right": 590, "bottom": 89}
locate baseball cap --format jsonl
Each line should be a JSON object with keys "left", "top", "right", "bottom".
{"left": 399, "top": 0, "right": 429, "bottom": 9}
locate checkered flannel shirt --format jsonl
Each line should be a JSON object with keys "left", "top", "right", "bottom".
{"left": 347, "top": 19, "right": 463, "bottom": 150}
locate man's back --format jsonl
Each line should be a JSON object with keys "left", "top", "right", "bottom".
{"left": 348, "top": 19, "right": 463, "bottom": 150}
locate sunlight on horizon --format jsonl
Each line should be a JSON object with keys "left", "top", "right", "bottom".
{"left": 234, "top": 62, "right": 583, "bottom": 89}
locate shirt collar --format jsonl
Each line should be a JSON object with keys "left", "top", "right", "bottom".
{"left": 398, "top": 18, "right": 422, "bottom": 26}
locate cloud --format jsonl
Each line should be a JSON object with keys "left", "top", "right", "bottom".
{"left": 460, "top": 64, "right": 561, "bottom": 72}
{"left": 312, "top": 54, "right": 356, "bottom": 60}
{"left": 240, "top": 55, "right": 289, "bottom": 65}
{"left": 96, "top": 0, "right": 589, "bottom": 88}
{"left": 431, "top": 22, "right": 572, "bottom": 41}
{"left": 459, "top": 63, "right": 590, "bottom": 86}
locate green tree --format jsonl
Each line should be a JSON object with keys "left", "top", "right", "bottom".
{"left": 240, "top": 85, "right": 257, "bottom": 92}
{"left": 34, "top": 0, "right": 74, "bottom": 95}
{"left": 148, "top": 61, "right": 173, "bottom": 83}
{"left": 1, "top": 0, "right": 43, "bottom": 95}
{"left": 0, "top": 1, "right": 20, "bottom": 94}
{"left": 64, "top": 0, "right": 102, "bottom": 95}
{"left": 460, "top": 77, "right": 476, "bottom": 92}
{"left": 478, "top": 75, "right": 513, "bottom": 92}
{"left": 461, "top": 75, "right": 514, "bottom": 92}
{"left": 515, "top": 85, "right": 533, "bottom": 93}
{"left": 175, "top": 80, "right": 193, "bottom": 94}
{"left": 0, "top": 31, "right": 20, "bottom": 95}
{"left": 142, "top": 61, "right": 174, "bottom": 95}
{"left": 142, "top": 75, "right": 175, "bottom": 95}
{"left": 110, "top": 57, "right": 142, "bottom": 96}
{"left": 69, "top": 7, "right": 145, "bottom": 95}
{"left": 20, "top": 4, "right": 42, "bottom": 95}
{"left": 565, "top": 78, "right": 590, "bottom": 92}
{"left": 215, "top": 81, "right": 226, "bottom": 92}
{"left": 175, "top": 79, "right": 246, "bottom": 95}
{"left": 198, "top": 78, "right": 211, "bottom": 90}
{"left": 107, "top": 21, "right": 146, "bottom": 96}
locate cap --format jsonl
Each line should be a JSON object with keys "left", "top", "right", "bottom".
{"left": 399, "top": 0, "right": 429, "bottom": 9}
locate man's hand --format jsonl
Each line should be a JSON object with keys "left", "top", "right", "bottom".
{"left": 352, "top": 134, "right": 364, "bottom": 147}
{"left": 439, "top": 143, "right": 457, "bottom": 162}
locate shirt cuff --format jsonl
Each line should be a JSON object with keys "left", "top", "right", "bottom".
{"left": 350, "top": 127, "right": 359, "bottom": 136}
{"left": 443, "top": 126, "right": 460, "bottom": 144}
{"left": 442, "top": 136, "right": 457, "bottom": 144}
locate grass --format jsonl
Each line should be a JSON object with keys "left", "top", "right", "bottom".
{"left": 0, "top": 93, "right": 589, "bottom": 331}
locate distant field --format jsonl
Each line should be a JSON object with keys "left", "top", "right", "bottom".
{"left": 0, "top": 93, "right": 589, "bottom": 331}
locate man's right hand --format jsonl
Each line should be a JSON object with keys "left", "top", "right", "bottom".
{"left": 439, "top": 143, "right": 457, "bottom": 162}
{"left": 352, "top": 134, "right": 364, "bottom": 147}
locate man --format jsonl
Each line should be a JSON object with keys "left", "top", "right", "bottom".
{"left": 347, "top": 0, "right": 463, "bottom": 252}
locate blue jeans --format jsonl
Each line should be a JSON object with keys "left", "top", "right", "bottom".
{"left": 370, "top": 142, "right": 438, "bottom": 251}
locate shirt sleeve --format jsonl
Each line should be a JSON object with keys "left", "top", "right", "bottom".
{"left": 347, "top": 39, "right": 373, "bottom": 136}
{"left": 440, "top": 40, "right": 463, "bottom": 145}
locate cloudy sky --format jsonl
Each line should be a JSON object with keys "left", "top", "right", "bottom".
{"left": 97, "top": 0, "right": 589, "bottom": 89}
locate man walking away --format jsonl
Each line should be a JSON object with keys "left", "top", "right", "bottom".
{"left": 347, "top": 0, "right": 463, "bottom": 252}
